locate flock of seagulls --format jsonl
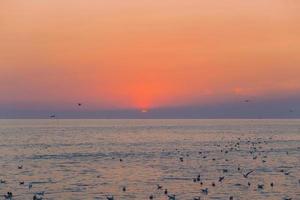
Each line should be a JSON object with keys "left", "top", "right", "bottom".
{"left": 1, "top": 101, "right": 299, "bottom": 199}
{"left": 1, "top": 176, "right": 44, "bottom": 200}
{"left": 98, "top": 137, "right": 299, "bottom": 200}
{"left": 1, "top": 136, "right": 299, "bottom": 199}
{"left": 1, "top": 133, "right": 299, "bottom": 199}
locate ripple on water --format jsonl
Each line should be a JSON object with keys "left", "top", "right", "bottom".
{"left": 0, "top": 119, "right": 299, "bottom": 200}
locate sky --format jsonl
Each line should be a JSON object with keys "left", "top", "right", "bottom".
{"left": 1, "top": 0, "right": 300, "bottom": 118}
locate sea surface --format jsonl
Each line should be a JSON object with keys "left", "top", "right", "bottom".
{"left": 0, "top": 119, "right": 299, "bottom": 200}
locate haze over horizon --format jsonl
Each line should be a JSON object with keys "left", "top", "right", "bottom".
{"left": 1, "top": 0, "right": 300, "bottom": 118}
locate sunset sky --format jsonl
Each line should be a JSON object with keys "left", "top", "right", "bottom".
{"left": 1, "top": 0, "right": 300, "bottom": 118}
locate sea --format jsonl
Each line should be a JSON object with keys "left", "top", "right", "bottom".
{"left": 0, "top": 119, "right": 299, "bottom": 200}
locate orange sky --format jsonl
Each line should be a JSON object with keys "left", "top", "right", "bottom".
{"left": 1, "top": 0, "right": 300, "bottom": 110}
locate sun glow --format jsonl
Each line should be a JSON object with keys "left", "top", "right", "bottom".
{"left": 1, "top": 0, "right": 300, "bottom": 112}
{"left": 128, "top": 81, "right": 174, "bottom": 109}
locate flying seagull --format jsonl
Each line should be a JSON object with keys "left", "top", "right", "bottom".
{"left": 243, "top": 170, "right": 255, "bottom": 178}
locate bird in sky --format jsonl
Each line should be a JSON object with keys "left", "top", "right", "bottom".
{"left": 243, "top": 170, "right": 255, "bottom": 178}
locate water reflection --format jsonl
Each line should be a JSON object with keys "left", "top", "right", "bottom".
{"left": 0, "top": 119, "right": 299, "bottom": 199}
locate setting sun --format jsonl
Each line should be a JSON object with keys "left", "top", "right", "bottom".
{"left": 141, "top": 109, "right": 148, "bottom": 113}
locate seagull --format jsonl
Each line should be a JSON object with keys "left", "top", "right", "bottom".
{"left": 219, "top": 176, "right": 225, "bottom": 182}
{"left": 201, "top": 188, "right": 208, "bottom": 195}
{"left": 243, "top": 170, "right": 255, "bottom": 178}
{"left": 196, "top": 174, "right": 201, "bottom": 181}
{"left": 4, "top": 192, "right": 13, "bottom": 200}
{"left": 283, "top": 198, "right": 292, "bottom": 200}
{"left": 168, "top": 194, "right": 176, "bottom": 200}
{"left": 157, "top": 184, "right": 162, "bottom": 190}
{"left": 106, "top": 196, "right": 114, "bottom": 200}
{"left": 257, "top": 184, "right": 264, "bottom": 189}
{"left": 33, "top": 195, "right": 43, "bottom": 200}
{"left": 35, "top": 191, "right": 45, "bottom": 196}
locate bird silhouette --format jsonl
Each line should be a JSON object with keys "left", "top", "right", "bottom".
{"left": 243, "top": 170, "right": 255, "bottom": 178}
{"left": 283, "top": 198, "right": 292, "bottom": 200}
{"left": 257, "top": 184, "right": 264, "bottom": 189}
{"left": 35, "top": 191, "right": 45, "bottom": 196}
{"left": 106, "top": 196, "right": 114, "bottom": 200}
{"left": 4, "top": 192, "right": 13, "bottom": 200}
{"left": 201, "top": 188, "right": 208, "bottom": 195}
{"left": 219, "top": 176, "right": 225, "bottom": 182}
{"left": 164, "top": 189, "right": 168, "bottom": 195}
{"left": 33, "top": 195, "right": 43, "bottom": 200}
{"left": 168, "top": 194, "right": 176, "bottom": 200}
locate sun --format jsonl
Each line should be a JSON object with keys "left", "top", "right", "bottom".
{"left": 141, "top": 109, "right": 148, "bottom": 113}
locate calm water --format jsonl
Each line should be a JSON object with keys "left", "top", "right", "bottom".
{"left": 0, "top": 119, "right": 299, "bottom": 200}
